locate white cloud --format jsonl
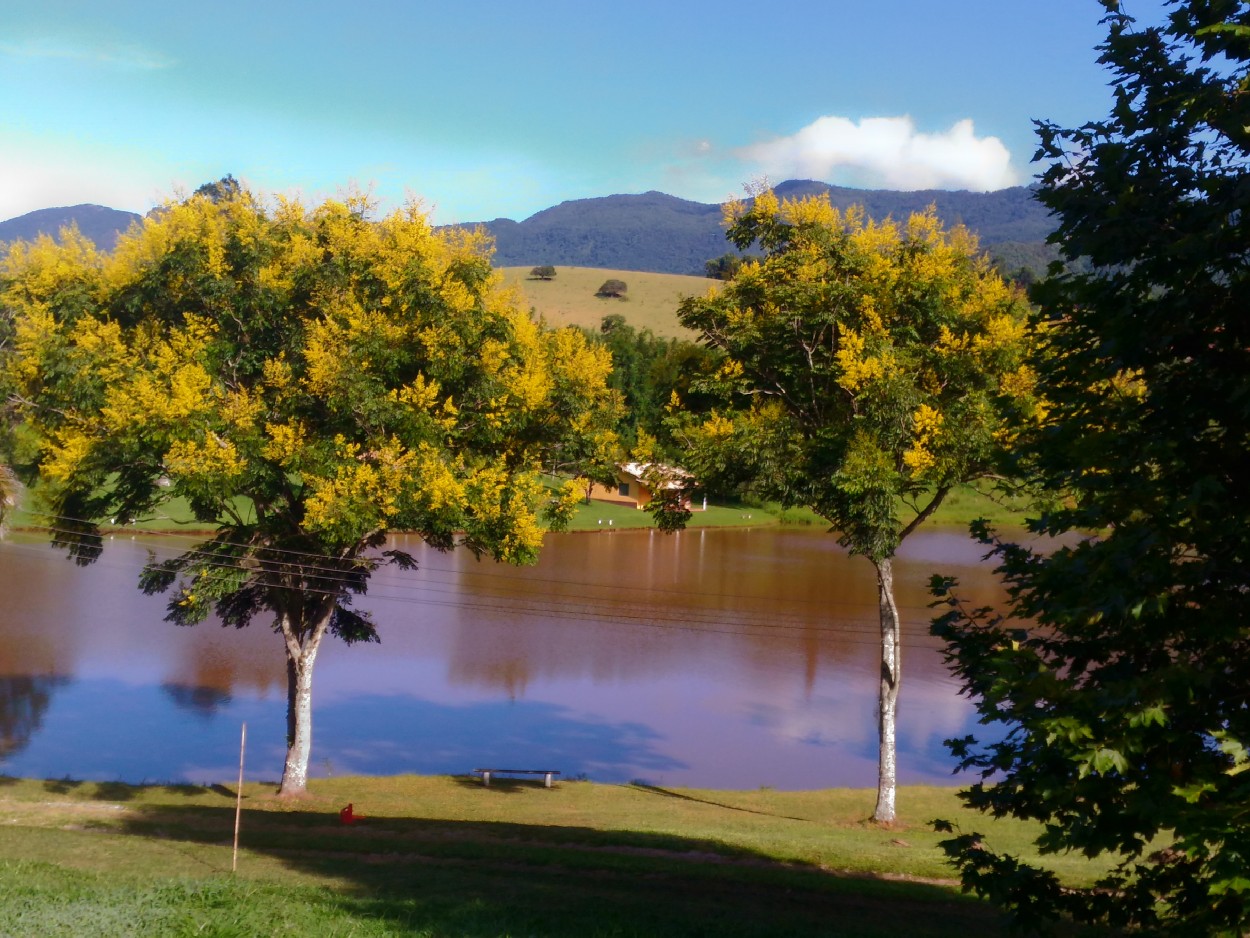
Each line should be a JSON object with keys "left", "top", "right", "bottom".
{"left": 0, "top": 37, "right": 173, "bottom": 70}
{"left": 737, "top": 115, "right": 1018, "bottom": 191}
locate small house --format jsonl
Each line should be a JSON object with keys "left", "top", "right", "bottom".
{"left": 587, "top": 462, "right": 695, "bottom": 510}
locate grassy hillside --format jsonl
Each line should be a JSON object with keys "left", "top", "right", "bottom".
{"left": 499, "top": 265, "right": 714, "bottom": 338}
{"left": 0, "top": 775, "right": 1116, "bottom": 937}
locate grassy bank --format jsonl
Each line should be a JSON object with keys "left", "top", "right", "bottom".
{"left": 0, "top": 775, "right": 1107, "bottom": 937}
{"left": 563, "top": 481, "right": 1031, "bottom": 533}
{"left": 8, "top": 478, "right": 1029, "bottom": 538}
{"left": 498, "top": 266, "right": 711, "bottom": 338}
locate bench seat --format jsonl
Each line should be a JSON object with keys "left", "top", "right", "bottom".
{"left": 473, "top": 768, "right": 561, "bottom": 788}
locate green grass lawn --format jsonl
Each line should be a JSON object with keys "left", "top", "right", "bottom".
{"left": 0, "top": 775, "right": 1112, "bottom": 937}
{"left": 8, "top": 477, "right": 1029, "bottom": 539}
{"left": 499, "top": 265, "right": 714, "bottom": 338}
{"left": 563, "top": 497, "right": 778, "bottom": 532}
{"left": 563, "top": 480, "right": 1031, "bottom": 533}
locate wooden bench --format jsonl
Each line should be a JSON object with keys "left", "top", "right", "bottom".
{"left": 473, "top": 768, "right": 561, "bottom": 788}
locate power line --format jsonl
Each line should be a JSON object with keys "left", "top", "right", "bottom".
{"left": 0, "top": 531, "right": 950, "bottom": 648}
{"left": 5, "top": 528, "right": 940, "bottom": 639}
{"left": 17, "top": 510, "right": 961, "bottom": 617}
{"left": 21, "top": 517, "right": 946, "bottom": 627}
{"left": 7, "top": 517, "right": 964, "bottom": 633}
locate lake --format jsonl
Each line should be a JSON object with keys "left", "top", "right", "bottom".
{"left": 0, "top": 525, "right": 1008, "bottom": 790}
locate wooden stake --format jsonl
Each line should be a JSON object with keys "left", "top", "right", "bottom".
{"left": 232, "top": 722, "right": 246, "bottom": 873}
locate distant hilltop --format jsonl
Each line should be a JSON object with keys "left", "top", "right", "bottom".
{"left": 1, "top": 181, "right": 1054, "bottom": 277}
{"left": 0, "top": 204, "right": 142, "bottom": 253}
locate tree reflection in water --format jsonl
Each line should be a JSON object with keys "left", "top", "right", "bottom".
{"left": 0, "top": 528, "right": 1010, "bottom": 787}
{"left": 0, "top": 675, "right": 68, "bottom": 760}
{"left": 160, "top": 683, "right": 232, "bottom": 720}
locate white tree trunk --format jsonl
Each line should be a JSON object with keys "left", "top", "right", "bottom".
{"left": 278, "top": 611, "right": 328, "bottom": 797}
{"left": 873, "top": 556, "right": 901, "bottom": 823}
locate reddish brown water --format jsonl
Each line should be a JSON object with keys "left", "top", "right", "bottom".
{"left": 0, "top": 525, "right": 1010, "bottom": 789}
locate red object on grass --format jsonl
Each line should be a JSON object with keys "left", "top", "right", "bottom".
{"left": 339, "top": 803, "right": 362, "bottom": 824}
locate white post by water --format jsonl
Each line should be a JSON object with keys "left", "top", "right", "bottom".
{"left": 232, "top": 722, "right": 246, "bottom": 873}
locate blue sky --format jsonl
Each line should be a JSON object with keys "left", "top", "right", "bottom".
{"left": 1, "top": 0, "right": 1121, "bottom": 224}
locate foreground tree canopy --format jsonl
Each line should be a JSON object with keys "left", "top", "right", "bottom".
{"left": 2, "top": 187, "right": 615, "bottom": 795}
{"left": 675, "top": 190, "right": 1037, "bottom": 822}
{"left": 934, "top": 1, "right": 1250, "bottom": 933}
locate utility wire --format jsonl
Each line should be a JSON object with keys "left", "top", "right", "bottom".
{"left": 0, "top": 533, "right": 950, "bottom": 647}
{"left": 18, "top": 509, "right": 963, "bottom": 617}
{"left": 5, "top": 528, "right": 941, "bottom": 639}
{"left": 16, "top": 519, "right": 946, "bottom": 632}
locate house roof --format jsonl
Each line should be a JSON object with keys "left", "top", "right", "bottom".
{"left": 618, "top": 462, "right": 692, "bottom": 491}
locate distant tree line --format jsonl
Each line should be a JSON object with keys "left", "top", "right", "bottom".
{"left": 703, "top": 252, "right": 760, "bottom": 280}
{"left": 584, "top": 313, "right": 721, "bottom": 459}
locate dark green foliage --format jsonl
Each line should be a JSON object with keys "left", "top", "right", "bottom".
{"left": 934, "top": 2, "right": 1250, "bottom": 933}
{"left": 529, "top": 264, "right": 557, "bottom": 279}
{"left": 704, "top": 252, "right": 759, "bottom": 280}
{"left": 192, "top": 174, "right": 242, "bottom": 204}
{"left": 644, "top": 475, "right": 693, "bottom": 533}
{"left": 596, "top": 278, "right": 627, "bottom": 297}
{"left": 986, "top": 241, "right": 1057, "bottom": 288}
{"left": 589, "top": 314, "right": 722, "bottom": 456}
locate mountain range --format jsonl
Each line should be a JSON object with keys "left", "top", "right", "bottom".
{"left": 0, "top": 181, "right": 1056, "bottom": 276}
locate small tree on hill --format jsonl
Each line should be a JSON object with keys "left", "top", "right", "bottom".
{"left": 596, "top": 279, "right": 627, "bottom": 298}
{"left": 529, "top": 265, "right": 556, "bottom": 280}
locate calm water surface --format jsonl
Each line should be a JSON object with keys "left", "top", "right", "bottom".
{"left": 0, "top": 526, "right": 1008, "bottom": 789}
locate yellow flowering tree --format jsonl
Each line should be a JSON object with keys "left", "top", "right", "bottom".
{"left": 675, "top": 189, "right": 1037, "bottom": 822}
{"left": 3, "top": 187, "right": 613, "bottom": 796}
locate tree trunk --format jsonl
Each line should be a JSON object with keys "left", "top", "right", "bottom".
{"left": 277, "top": 610, "right": 330, "bottom": 797}
{"left": 872, "top": 556, "right": 901, "bottom": 823}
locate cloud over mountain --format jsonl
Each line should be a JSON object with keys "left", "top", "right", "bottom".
{"left": 737, "top": 115, "right": 1017, "bottom": 192}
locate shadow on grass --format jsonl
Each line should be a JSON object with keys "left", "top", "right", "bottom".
{"left": 627, "top": 782, "right": 813, "bottom": 822}
{"left": 101, "top": 800, "right": 1007, "bottom": 938}
{"left": 43, "top": 778, "right": 138, "bottom": 800}
{"left": 38, "top": 779, "right": 225, "bottom": 801}
{"left": 450, "top": 773, "right": 563, "bottom": 795}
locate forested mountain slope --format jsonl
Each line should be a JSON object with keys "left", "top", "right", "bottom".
{"left": 2, "top": 182, "right": 1053, "bottom": 276}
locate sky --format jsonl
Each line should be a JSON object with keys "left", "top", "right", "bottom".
{"left": 0, "top": 0, "right": 1125, "bottom": 225}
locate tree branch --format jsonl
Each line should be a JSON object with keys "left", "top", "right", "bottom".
{"left": 899, "top": 485, "right": 951, "bottom": 544}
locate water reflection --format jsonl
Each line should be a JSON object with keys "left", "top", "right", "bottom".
{"left": 0, "top": 526, "right": 1011, "bottom": 788}
{"left": 161, "top": 683, "right": 232, "bottom": 719}
{"left": 0, "top": 675, "right": 68, "bottom": 760}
